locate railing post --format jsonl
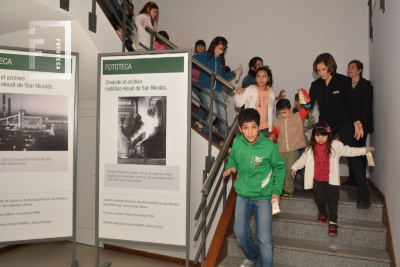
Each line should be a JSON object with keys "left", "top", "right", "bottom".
{"left": 223, "top": 157, "right": 227, "bottom": 207}
{"left": 121, "top": 0, "right": 127, "bottom": 52}
{"left": 88, "top": 0, "right": 97, "bottom": 33}
{"left": 208, "top": 73, "right": 215, "bottom": 160}
{"left": 150, "top": 31, "right": 155, "bottom": 50}
{"left": 201, "top": 167, "right": 207, "bottom": 266}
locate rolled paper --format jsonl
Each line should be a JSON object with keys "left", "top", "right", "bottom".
{"left": 271, "top": 199, "right": 281, "bottom": 215}
{"left": 366, "top": 152, "right": 375, "bottom": 166}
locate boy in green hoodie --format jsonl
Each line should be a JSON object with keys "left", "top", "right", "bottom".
{"left": 223, "top": 108, "right": 285, "bottom": 267}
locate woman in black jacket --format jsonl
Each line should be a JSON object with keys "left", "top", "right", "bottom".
{"left": 308, "top": 53, "right": 371, "bottom": 209}
{"left": 344, "top": 60, "right": 374, "bottom": 187}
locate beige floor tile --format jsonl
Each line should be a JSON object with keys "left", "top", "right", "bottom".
{"left": 33, "top": 246, "right": 86, "bottom": 264}
{"left": 72, "top": 255, "right": 95, "bottom": 267}
{"left": 13, "top": 254, "right": 68, "bottom": 267}
{"left": 13, "top": 243, "right": 52, "bottom": 255}
{"left": 63, "top": 242, "right": 96, "bottom": 256}
{"left": 0, "top": 243, "right": 185, "bottom": 267}
{"left": 0, "top": 261, "right": 24, "bottom": 267}
{"left": 0, "top": 249, "right": 35, "bottom": 264}
{"left": 97, "top": 248, "right": 131, "bottom": 261}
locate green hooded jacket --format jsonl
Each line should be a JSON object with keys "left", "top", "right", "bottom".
{"left": 226, "top": 132, "right": 285, "bottom": 200}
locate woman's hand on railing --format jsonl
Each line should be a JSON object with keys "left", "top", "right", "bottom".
{"left": 236, "top": 87, "right": 245, "bottom": 95}
{"left": 152, "top": 28, "right": 157, "bottom": 32}
{"left": 223, "top": 167, "right": 236, "bottom": 178}
{"left": 234, "top": 68, "right": 242, "bottom": 75}
{"left": 177, "top": 46, "right": 184, "bottom": 49}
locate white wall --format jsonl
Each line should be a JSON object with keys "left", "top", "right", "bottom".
{"left": 369, "top": 0, "right": 400, "bottom": 262}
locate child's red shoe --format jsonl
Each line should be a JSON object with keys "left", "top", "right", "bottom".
{"left": 328, "top": 222, "right": 338, "bottom": 236}
{"left": 317, "top": 213, "right": 328, "bottom": 223}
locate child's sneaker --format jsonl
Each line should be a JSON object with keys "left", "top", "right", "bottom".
{"left": 328, "top": 222, "right": 338, "bottom": 236}
{"left": 317, "top": 213, "right": 328, "bottom": 223}
{"left": 240, "top": 259, "right": 258, "bottom": 267}
{"left": 282, "top": 191, "right": 293, "bottom": 197}
{"left": 194, "top": 121, "right": 202, "bottom": 130}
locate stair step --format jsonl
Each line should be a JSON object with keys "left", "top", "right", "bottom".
{"left": 227, "top": 234, "right": 391, "bottom": 267}
{"left": 249, "top": 213, "right": 386, "bottom": 249}
{"left": 219, "top": 255, "right": 294, "bottom": 267}
{"left": 279, "top": 187, "right": 383, "bottom": 222}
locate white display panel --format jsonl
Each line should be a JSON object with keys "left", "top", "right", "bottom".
{"left": 98, "top": 52, "right": 189, "bottom": 246}
{"left": 0, "top": 49, "right": 76, "bottom": 242}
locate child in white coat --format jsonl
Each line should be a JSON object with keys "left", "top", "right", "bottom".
{"left": 235, "top": 66, "right": 275, "bottom": 137}
{"left": 291, "top": 121, "right": 375, "bottom": 236}
{"left": 134, "top": 2, "right": 158, "bottom": 51}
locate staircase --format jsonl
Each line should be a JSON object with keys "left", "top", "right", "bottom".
{"left": 219, "top": 185, "right": 392, "bottom": 267}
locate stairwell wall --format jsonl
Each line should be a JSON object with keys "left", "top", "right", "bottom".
{"left": 368, "top": 0, "right": 400, "bottom": 262}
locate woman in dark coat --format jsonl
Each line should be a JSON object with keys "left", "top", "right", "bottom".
{"left": 308, "top": 53, "right": 371, "bottom": 209}
{"left": 344, "top": 60, "right": 374, "bottom": 187}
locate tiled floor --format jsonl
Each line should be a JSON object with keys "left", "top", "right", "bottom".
{"left": 0, "top": 241, "right": 185, "bottom": 267}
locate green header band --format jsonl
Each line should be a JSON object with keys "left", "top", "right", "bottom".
{"left": 103, "top": 57, "right": 184, "bottom": 75}
{"left": 0, "top": 53, "right": 69, "bottom": 73}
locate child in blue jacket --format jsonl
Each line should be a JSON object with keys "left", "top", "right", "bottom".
{"left": 193, "top": 37, "right": 240, "bottom": 143}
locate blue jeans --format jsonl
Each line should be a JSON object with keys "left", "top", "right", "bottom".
{"left": 200, "top": 88, "right": 227, "bottom": 139}
{"left": 294, "top": 149, "right": 304, "bottom": 188}
{"left": 193, "top": 85, "right": 206, "bottom": 121}
{"left": 234, "top": 194, "right": 274, "bottom": 267}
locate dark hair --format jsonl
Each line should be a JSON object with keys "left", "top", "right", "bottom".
{"left": 348, "top": 59, "right": 364, "bottom": 77}
{"left": 294, "top": 93, "right": 299, "bottom": 101}
{"left": 276, "top": 99, "right": 291, "bottom": 111}
{"left": 248, "top": 57, "right": 263, "bottom": 78}
{"left": 313, "top": 53, "right": 337, "bottom": 75}
{"left": 207, "top": 37, "right": 228, "bottom": 70}
{"left": 255, "top": 66, "right": 273, "bottom": 87}
{"left": 195, "top": 40, "right": 206, "bottom": 48}
{"left": 120, "top": 3, "right": 133, "bottom": 22}
{"left": 156, "top": 31, "right": 169, "bottom": 45}
{"left": 307, "top": 121, "right": 334, "bottom": 157}
{"left": 139, "top": 2, "right": 159, "bottom": 26}
{"left": 224, "top": 66, "right": 231, "bottom": 73}
{"left": 238, "top": 108, "right": 260, "bottom": 128}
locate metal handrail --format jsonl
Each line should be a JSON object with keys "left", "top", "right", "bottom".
{"left": 201, "top": 116, "right": 239, "bottom": 195}
{"left": 145, "top": 26, "right": 235, "bottom": 91}
{"left": 101, "top": 0, "right": 134, "bottom": 51}
{"left": 192, "top": 116, "right": 239, "bottom": 264}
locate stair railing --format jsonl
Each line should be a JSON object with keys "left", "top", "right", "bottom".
{"left": 98, "top": 0, "right": 135, "bottom": 52}
{"left": 193, "top": 116, "right": 239, "bottom": 265}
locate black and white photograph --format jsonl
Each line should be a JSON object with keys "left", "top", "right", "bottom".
{"left": 118, "top": 96, "right": 166, "bottom": 165}
{"left": 0, "top": 93, "right": 68, "bottom": 151}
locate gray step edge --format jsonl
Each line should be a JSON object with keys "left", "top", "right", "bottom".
{"left": 227, "top": 234, "right": 391, "bottom": 263}
{"left": 270, "top": 213, "right": 386, "bottom": 232}
{"left": 219, "top": 255, "right": 294, "bottom": 267}
{"left": 280, "top": 196, "right": 383, "bottom": 207}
